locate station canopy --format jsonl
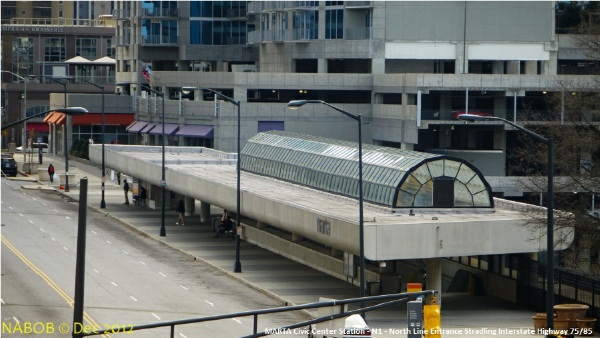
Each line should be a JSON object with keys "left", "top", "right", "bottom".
{"left": 241, "top": 131, "right": 494, "bottom": 209}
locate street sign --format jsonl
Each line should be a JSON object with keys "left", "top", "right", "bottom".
{"left": 407, "top": 299, "right": 423, "bottom": 338}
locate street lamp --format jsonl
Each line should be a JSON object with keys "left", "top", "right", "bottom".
{"left": 76, "top": 78, "right": 106, "bottom": 209}
{"left": 457, "top": 113, "right": 555, "bottom": 329}
{"left": 181, "top": 86, "right": 242, "bottom": 273}
{"left": 1, "top": 71, "right": 27, "bottom": 163}
{"left": 287, "top": 100, "right": 365, "bottom": 304}
{"left": 117, "top": 82, "right": 167, "bottom": 237}
{"left": 31, "top": 76, "right": 72, "bottom": 190}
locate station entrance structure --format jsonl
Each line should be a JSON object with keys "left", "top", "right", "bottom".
{"left": 90, "top": 131, "right": 572, "bottom": 296}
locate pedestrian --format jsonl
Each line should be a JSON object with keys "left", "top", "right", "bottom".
{"left": 47, "top": 163, "right": 55, "bottom": 183}
{"left": 123, "top": 179, "right": 130, "bottom": 205}
{"left": 215, "top": 209, "right": 232, "bottom": 238}
{"left": 176, "top": 198, "right": 185, "bottom": 225}
{"left": 140, "top": 186, "right": 147, "bottom": 207}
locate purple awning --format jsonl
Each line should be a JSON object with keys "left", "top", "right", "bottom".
{"left": 140, "top": 123, "right": 157, "bottom": 133}
{"left": 126, "top": 121, "right": 148, "bottom": 133}
{"left": 175, "top": 125, "right": 214, "bottom": 138}
{"left": 148, "top": 123, "right": 180, "bottom": 135}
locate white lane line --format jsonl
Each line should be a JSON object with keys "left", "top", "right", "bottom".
{"left": 1, "top": 298, "right": 5, "bottom": 305}
{"left": 29, "top": 220, "right": 34, "bottom": 224}
{"left": 32, "top": 198, "right": 37, "bottom": 201}
{"left": 65, "top": 216, "right": 71, "bottom": 220}
{"left": 130, "top": 296, "right": 138, "bottom": 302}
{"left": 139, "top": 261, "right": 146, "bottom": 265}
{"left": 53, "top": 209, "right": 58, "bottom": 213}
{"left": 18, "top": 213, "right": 23, "bottom": 217}
{"left": 63, "top": 247, "right": 69, "bottom": 251}
{"left": 13, "top": 317, "right": 20, "bottom": 323}
{"left": 232, "top": 318, "right": 242, "bottom": 324}
{"left": 40, "top": 228, "right": 46, "bottom": 232}
{"left": 204, "top": 300, "right": 214, "bottom": 307}
{"left": 42, "top": 203, "right": 47, "bottom": 206}
{"left": 180, "top": 285, "right": 189, "bottom": 291}
{"left": 93, "top": 269, "right": 100, "bottom": 274}
{"left": 158, "top": 272, "right": 167, "bottom": 277}
{"left": 91, "top": 231, "right": 97, "bottom": 235}
{"left": 8, "top": 206, "right": 12, "bottom": 210}
{"left": 122, "top": 250, "right": 129, "bottom": 255}
{"left": 179, "top": 333, "right": 188, "bottom": 338}
{"left": 152, "top": 313, "right": 161, "bottom": 321}
{"left": 111, "top": 282, "right": 118, "bottom": 287}
{"left": 51, "top": 238, "right": 56, "bottom": 242}
{"left": 106, "top": 240, "right": 112, "bottom": 244}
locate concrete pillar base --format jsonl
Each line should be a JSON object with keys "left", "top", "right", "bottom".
{"left": 200, "top": 201, "right": 211, "bottom": 222}
{"left": 184, "top": 196, "right": 195, "bottom": 217}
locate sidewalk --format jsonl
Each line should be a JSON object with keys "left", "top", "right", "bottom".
{"left": 8, "top": 153, "right": 548, "bottom": 337}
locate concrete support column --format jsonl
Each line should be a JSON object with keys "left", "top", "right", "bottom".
{"left": 425, "top": 258, "right": 442, "bottom": 294}
{"left": 524, "top": 60, "right": 537, "bottom": 75}
{"left": 184, "top": 196, "right": 194, "bottom": 217}
{"left": 200, "top": 201, "right": 211, "bottom": 222}
{"left": 401, "top": 143, "right": 414, "bottom": 151}
{"left": 318, "top": 59, "right": 328, "bottom": 73}
{"left": 372, "top": 58, "right": 385, "bottom": 74}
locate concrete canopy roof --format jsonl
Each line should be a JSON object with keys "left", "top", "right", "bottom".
{"left": 90, "top": 143, "right": 573, "bottom": 261}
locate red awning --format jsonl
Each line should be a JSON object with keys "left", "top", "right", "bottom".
{"left": 53, "top": 113, "right": 66, "bottom": 125}
{"left": 72, "top": 113, "right": 134, "bottom": 126}
{"left": 42, "top": 112, "right": 55, "bottom": 123}
{"left": 26, "top": 123, "right": 49, "bottom": 133}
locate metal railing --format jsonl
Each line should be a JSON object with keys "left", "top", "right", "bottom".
{"left": 7, "top": 17, "right": 114, "bottom": 27}
{"left": 79, "top": 291, "right": 436, "bottom": 337}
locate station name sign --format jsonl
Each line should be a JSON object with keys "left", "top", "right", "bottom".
{"left": 317, "top": 218, "right": 331, "bottom": 236}
{"left": 2, "top": 26, "right": 65, "bottom": 33}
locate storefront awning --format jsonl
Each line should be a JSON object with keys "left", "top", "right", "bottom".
{"left": 148, "top": 123, "right": 180, "bottom": 135}
{"left": 175, "top": 125, "right": 214, "bottom": 138}
{"left": 126, "top": 121, "right": 148, "bottom": 133}
{"left": 141, "top": 123, "right": 157, "bottom": 134}
{"left": 43, "top": 112, "right": 55, "bottom": 123}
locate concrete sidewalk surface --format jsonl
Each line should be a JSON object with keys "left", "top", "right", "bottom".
{"left": 5, "top": 153, "right": 552, "bottom": 337}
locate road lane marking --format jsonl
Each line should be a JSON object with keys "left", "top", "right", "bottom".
{"left": 152, "top": 313, "right": 161, "bottom": 320}
{"left": 93, "top": 269, "right": 100, "bottom": 274}
{"left": 159, "top": 272, "right": 167, "bottom": 277}
{"left": 180, "top": 285, "right": 189, "bottom": 291}
{"left": 65, "top": 216, "right": 71, "bottom": 220}
{"left": 122, "top": 250, "right": 129, "bottom": 255}
{"left": 179, "top": 333, "right": 188, "bottom": 338}
{"left": 1, "top": 236, "right": 109, "bottom": 337}
{"left": 63, "top": 247, "right": 69, "bottom": 251}
{"left": 91, "top": 231, "right": 98, "bottom": 235}
{"left": 130, "top": 296, "right": 138, "bottom": 302}
{"left": 106, "top": 240, "right": 112, "bottom": 244}
{"left": 139, "top": 261, "right": 146, "bottom": 265}
{"left": 232, "top": 318, "right": 242, "bottom": 324}
{"left": 29, "top": 220, "right": 34, "bottom": 224}
{"left": 51, "top": 238, "right": 56, "bottom": 242}
{"left": 8, "top": 206, "right": 12, "bottom": 210}
{"left": 53, "top": 209, "right": 58, "bottom": 213}
{"left": 40, "top": 228, "right": 46, "bottom": 232}
{"left": 111, "top": 282, "right": 118, "bottom": 287}
{"left": 32, "top": 198, "right": 37, "bottom": 201}
{"left": 42, "top": 203, "right": 47, "bottom": 206}
{"left": 18, "top": 213, "right": 23, "bottom": 217}
{"left": 13, "top": 317, "right": 20, "bottom": 323}
{"left": 0, "top": 298, "right": 4, "bottom": 304}
{"left": 204, "top": 300, "right": 214, "bottom": 307}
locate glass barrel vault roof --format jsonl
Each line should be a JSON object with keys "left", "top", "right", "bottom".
{"left": 241, "top": 131, "right": 494, "bottom": 208}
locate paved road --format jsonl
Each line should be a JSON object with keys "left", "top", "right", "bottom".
{"left": 3, "top": 154, "right": 553, "bottom": 337}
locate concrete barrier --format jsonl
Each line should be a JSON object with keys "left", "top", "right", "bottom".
{"left": 58, "top": 174, "right": 77, "bottom": 187}
{"left": 38, "top": 168, "right": 50, "bottom": 181}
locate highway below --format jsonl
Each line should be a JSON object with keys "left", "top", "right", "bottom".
{"left": 1, "top": 177, "right": 308, "bottom": 338}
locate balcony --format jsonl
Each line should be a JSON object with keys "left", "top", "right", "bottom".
{"left": 344, "top": 1, "right": 373, "bottom": 9}
{"left": 7, "top": 17, "right": 115, "bottom": 27}
{"left": 112, "top": 8, "right": 131, "bottom": 20}
{"left": 247, "top": 29, "right": 315, "bottom": 44}
{"left": 345, "top": 27, "right": 371, "bottom": 40}
{"left": 142, "top": 8, "right": 179, "bottom": 18}
{"left": 141, "top": 35, "right": 178, "bottom": 46}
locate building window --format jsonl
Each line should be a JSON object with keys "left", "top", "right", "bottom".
{"left": 293, "top": 10, "right": 318, "bottom": 40}
{"left": 325, "top": 8, "right": 344, "bottom": 39}
{"left": 12, "top": 37, "right": 34, "bottom": 76}
{"left": 258, "top": 121, "right": 284, "bottom": 133}
{"left": 44, "top": 38, "right": 66, "bottom": 62}
{"left": 76, "top": 38, "right": 97, "bottom": 59}
{"left": 142, "top": 19, "right": 178, "bottom": 44}
{"left": 106, "top": 38, "right": 114, "bottom": 58}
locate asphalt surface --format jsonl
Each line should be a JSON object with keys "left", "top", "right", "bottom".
{"left": 4, "top": 153, "right": 571, "bottom": 337}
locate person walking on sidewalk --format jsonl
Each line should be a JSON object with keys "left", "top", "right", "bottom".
{"left": 176, "top": 198, "right": 185, "bottom": 225}
{"left": 47, "top": 163, "right": 55, "bottom": 183}
{"left": 123, "top": 179, "right": 130, "bottom": 205}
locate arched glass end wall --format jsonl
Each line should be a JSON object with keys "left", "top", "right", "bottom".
{"left": 242, "top": 131, "right": 494, "bottom": 209}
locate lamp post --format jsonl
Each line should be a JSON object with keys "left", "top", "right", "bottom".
{"left": 458, "top": 113, "right": 554, "bottom": 329}
{"left": 1, "top": 71, "right": 27, "bottom": 163}
{"left": 32, "top": 76, "right": 71, "bottom": 190}
{"left": 116, "top": 82, "right": 166, "bottom": 237}
{"left": 287, "top": 100, "right": 365, "bottom": 304}
{"left": 182, "top": 87, "right": 242, "bottom": 273}
{"left": 76, "top": 78, "right": 106, "bottom": 208}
